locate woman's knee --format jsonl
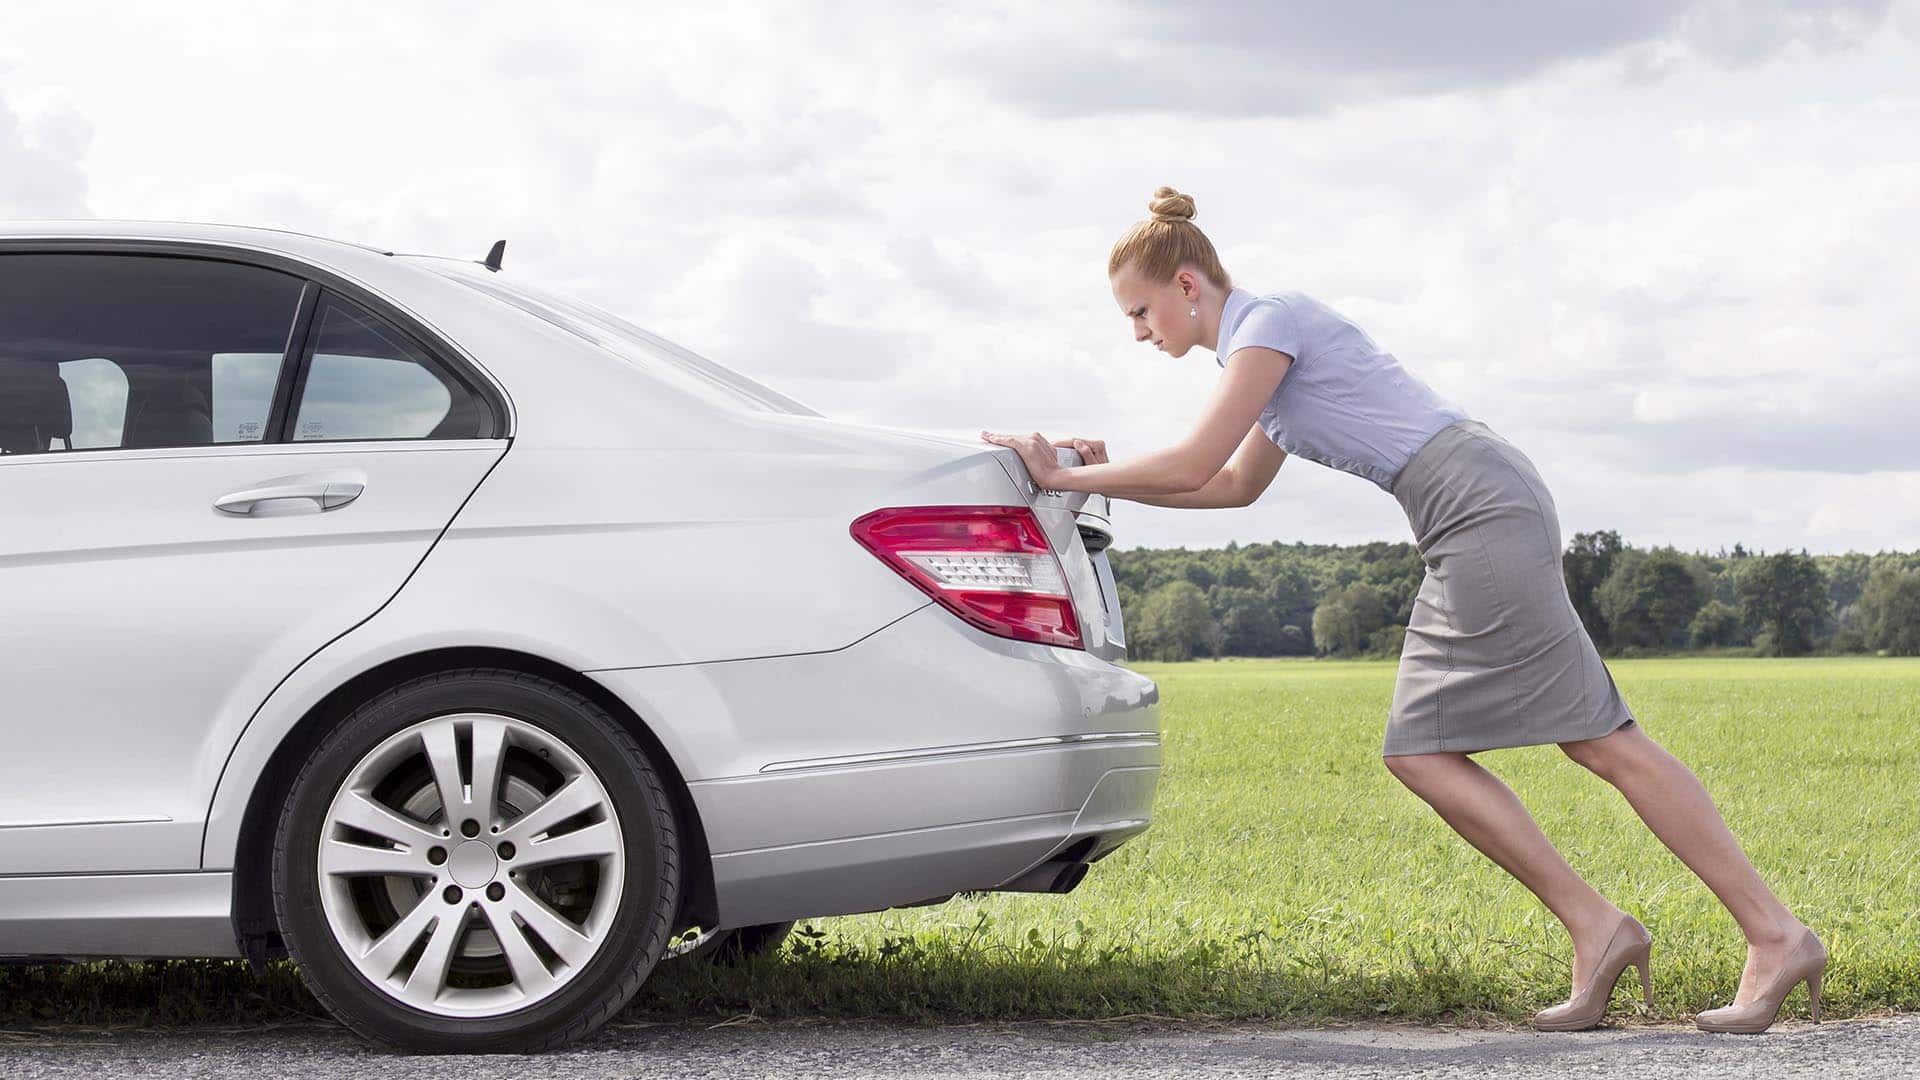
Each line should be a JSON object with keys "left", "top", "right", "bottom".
{"left": 1382, "top": 750, "right": 1462, "bottom": 789}
{"left": 1558, "top": 722, "right": 1643, "bottom": 779}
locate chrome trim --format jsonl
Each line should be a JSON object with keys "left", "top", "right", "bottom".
{"left": 0, "top": 816, "right": 171, "bottom": 830}
{"left": 758, "top": 731, "right": 1160, "bottom": 773}
{"left": 0, "top": 439, "right": 503, "bottom": 469}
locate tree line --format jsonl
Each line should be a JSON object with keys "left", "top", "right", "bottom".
{"left": 1108, "top": 532, "right": 1920, "bottom": 662}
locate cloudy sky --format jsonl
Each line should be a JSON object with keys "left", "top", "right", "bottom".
{"left": 4, "top": 1, "right": 1916, "bottom": 554}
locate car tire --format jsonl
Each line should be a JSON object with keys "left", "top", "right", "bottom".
{"left": 271, "top": 669, "right": 680, "bottom": 1053}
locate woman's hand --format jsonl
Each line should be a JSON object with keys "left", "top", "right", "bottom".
{"left": 979, "top": 430, "right": 1063, "bottom": 488}
{"left": 1050, "top": 436, "right": 1108, "bottom": 466}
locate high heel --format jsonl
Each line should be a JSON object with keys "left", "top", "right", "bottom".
{"left": 1694, "top": 925, "right": 1827, "bottom": 1034}
{"left": 1532, "top": 913, "right": 1654, "bottom": 1032}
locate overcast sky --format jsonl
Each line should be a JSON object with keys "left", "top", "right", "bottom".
{"left": 4, "top": 1, "right": 1916, "bottom": 554}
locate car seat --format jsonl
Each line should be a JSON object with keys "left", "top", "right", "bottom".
{"left": 0, "top": 360, "right": 74, "bottom": 453}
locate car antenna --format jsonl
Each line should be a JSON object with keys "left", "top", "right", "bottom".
{"left": 482, "top": 239, "right": 506, "bottom": 272}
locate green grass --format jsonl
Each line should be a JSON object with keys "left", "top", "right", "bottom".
{"left": 5, "top": 657, "right": 1917, "bottom": 1029}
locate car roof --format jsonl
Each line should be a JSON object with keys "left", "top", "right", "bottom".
{"left": 0, "top": 219, "right": 838, "bottom": 435}
{"left": 0, "top": 219, "right": 471, "bottom": 278}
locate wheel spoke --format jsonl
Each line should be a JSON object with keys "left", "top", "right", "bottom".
{"left": 481, "top": 900, "right": 558, "bottom": 997}
{"left": 320, "top": 836, "right": 433, "bottom": 878}
{"left": 359, "top": 892, "right": 438, "bottom": 978}
{"left": 467, "top": 718, "right": 510, "bottom": 831}
{"left": 398, "top": 906, "right": 468, "bottom": 1008}
{"left": 496, "top": 776, "right": 603, "bottom": 846}
{"left": 502, "top": 880, "right": 598, "bottom": 968}
{"left": 416, "top": 718, "right": 464, "bottom": 826}
{"left": 512, "top": 818, "right": 619, "bottom": 868}
{"left": 420, "top": 720, "right": 466, "bottom": 831}
{"left": 329, "top": 790, "right": 439, "bottom": 850}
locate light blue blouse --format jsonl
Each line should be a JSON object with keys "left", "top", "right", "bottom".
{"left": 1215, "top": 287, "right": 1469, "bottom": 491}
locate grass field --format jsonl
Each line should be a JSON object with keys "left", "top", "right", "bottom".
{"left": 4, "top": 657, "right": 1917, "bottom": 1028}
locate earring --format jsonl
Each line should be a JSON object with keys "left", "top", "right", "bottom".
{"left": 1189, "top": 305, "right": 1198, "bottom": 318}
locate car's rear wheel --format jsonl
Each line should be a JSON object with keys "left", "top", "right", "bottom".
{"left": 272, "top": 670, "right": 679, "bottom": 1053}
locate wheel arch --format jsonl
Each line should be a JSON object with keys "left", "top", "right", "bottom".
{"left": 229, "top": 646, "right": 718, "bottom": 968}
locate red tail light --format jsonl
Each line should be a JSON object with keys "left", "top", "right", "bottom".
{"left": 849, "top": 505, "right": 1084, "bottom": 650}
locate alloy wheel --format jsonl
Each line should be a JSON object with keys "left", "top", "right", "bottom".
{"left": 315, "top": 711, "right": 624, "bottom": 1016}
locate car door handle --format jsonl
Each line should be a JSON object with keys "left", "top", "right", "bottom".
{"left": 214, "top": 480, "right": 365, "bottom": 515}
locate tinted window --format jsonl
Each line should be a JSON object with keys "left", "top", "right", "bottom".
{"left": 0, "top": 254, "right": 303, "bottom": 453}
{"left": 291, "top": 296, "right": 484, "bottom": 442}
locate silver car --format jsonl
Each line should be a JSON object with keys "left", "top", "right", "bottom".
{"left": 0, "top": 222, "right": 1160, "bottom": 1052}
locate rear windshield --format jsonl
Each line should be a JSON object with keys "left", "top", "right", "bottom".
{"left": 431, "top": 263, "right": 819, "bottom": 417}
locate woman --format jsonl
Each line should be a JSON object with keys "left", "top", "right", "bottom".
{"left": 981, "top": 187, "right": 1825, "bottom": 1033}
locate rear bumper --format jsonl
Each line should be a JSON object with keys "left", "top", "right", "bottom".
{"left": 590, "top": 602, "right": 1160, "bottom": 928}
{"left": 690, "top": 737, "right": 1159, "bottom": 927}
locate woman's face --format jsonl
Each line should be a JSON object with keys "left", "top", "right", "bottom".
{"left": 1110, "top": 263, "right": 1201, "bottom": 358}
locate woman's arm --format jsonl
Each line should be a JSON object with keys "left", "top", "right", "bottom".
{"left": 1124, "top": 423, "right": 1286, "bottom": 508}
{"left": 1124, "top": 467, "right": 1247, "bottom": 508}
{"left": 983, "top": 345, "right": 1293, "bottom": 496}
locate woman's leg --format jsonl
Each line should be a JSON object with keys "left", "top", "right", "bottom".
{"left": 1558, "top": 722, "right": 1805, "bottom": 1005}
{"left": 1382, "top": 751, "right": 1629, "bottom": 991}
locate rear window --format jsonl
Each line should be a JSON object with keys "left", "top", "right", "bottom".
{"left": 290, "top": 295, "right": 484, "bottom": 441}
{"left": 431, "top": 265, "right": 819, "bottom": 418}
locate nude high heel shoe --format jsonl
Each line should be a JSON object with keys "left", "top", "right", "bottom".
{"left": 1694, "top": 925, "right": 1826, "bottom": 1034}
{"left": 1532, "top": 913, "right": 1654, "bottom": 1032}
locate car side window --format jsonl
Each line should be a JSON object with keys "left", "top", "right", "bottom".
{"left": 290, "top": 296, "right": 484, "bottom": 442}
{"left": 0, "top": 253, "right": 304, "bottom": 454}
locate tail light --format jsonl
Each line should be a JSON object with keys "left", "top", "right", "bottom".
{"left": 849, "top": 505, "right": 1084, "bottom": 650}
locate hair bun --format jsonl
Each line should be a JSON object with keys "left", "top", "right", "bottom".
{"left": 1148, "top": 186, "right": 1196, "bottom": 224}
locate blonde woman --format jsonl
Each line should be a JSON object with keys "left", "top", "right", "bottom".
{"left": 981, "top": 187, "right": 1824, "bottom": 1033}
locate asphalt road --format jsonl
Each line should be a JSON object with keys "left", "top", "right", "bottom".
{"left": 3, "top": 1015, "right": 1916, "bottom": 1078}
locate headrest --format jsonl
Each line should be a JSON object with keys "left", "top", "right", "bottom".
{"left": 0, "top": 360, "right": 74, "bottom": 453}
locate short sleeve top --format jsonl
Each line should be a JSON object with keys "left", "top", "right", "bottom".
{"left": 1216, "top": 287, "right": 1470, "bottom": 491}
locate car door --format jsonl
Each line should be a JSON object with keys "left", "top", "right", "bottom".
{"left": 0, "top": 250, "right": 509, "bottom": 874}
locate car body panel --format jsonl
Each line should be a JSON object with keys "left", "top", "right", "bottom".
{"left": 697, "top": 746, "right": 1160, "bottom": 928}
{"left": 596, "top": 603, "right": 1159, "bottom": 927}
{"left": 588, "top": 603, "right": 1157, "bottom": 786}
{"left": 198, "top": 431, "right": 1043, "bottom": 868}
{"left": 0, "top": 873, "right": 237, "bottom": 959}
{"left": 0, "top": 439, "right": 504, "bottom": 874}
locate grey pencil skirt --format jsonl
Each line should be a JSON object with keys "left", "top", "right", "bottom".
{"left": 1383, "top": 419, "right": 1636, "bottom": 757}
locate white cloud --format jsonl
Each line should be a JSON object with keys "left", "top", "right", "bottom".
{"left": 0, "top": 87, "right": 89, "bottom": 216}
{"left": 942, "top": 0, "right": 1889, "bottom": 118}
{"left": 1, "top": 2, "right": 1915, "bottom": 555}
{"left": 1803, "top": 473, "right": 1920, "bottom": 550}
{"left": 655, "top": 234, "right": 908, "bottom": 380}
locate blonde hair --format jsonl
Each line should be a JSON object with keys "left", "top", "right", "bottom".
{"left": 1107, "top": 186, "right": 1232, "bottom": 290}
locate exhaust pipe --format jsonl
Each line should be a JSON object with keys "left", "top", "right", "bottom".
{"left": 997, "top": 858, "right": 1089, "bottom": 894}
{"left": 996, "top": 837, "right": 1099, "bottom": 894}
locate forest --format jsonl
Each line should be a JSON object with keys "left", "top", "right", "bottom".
{"left": 1107, "top": 531, "right": 1920, "bottom": 661}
